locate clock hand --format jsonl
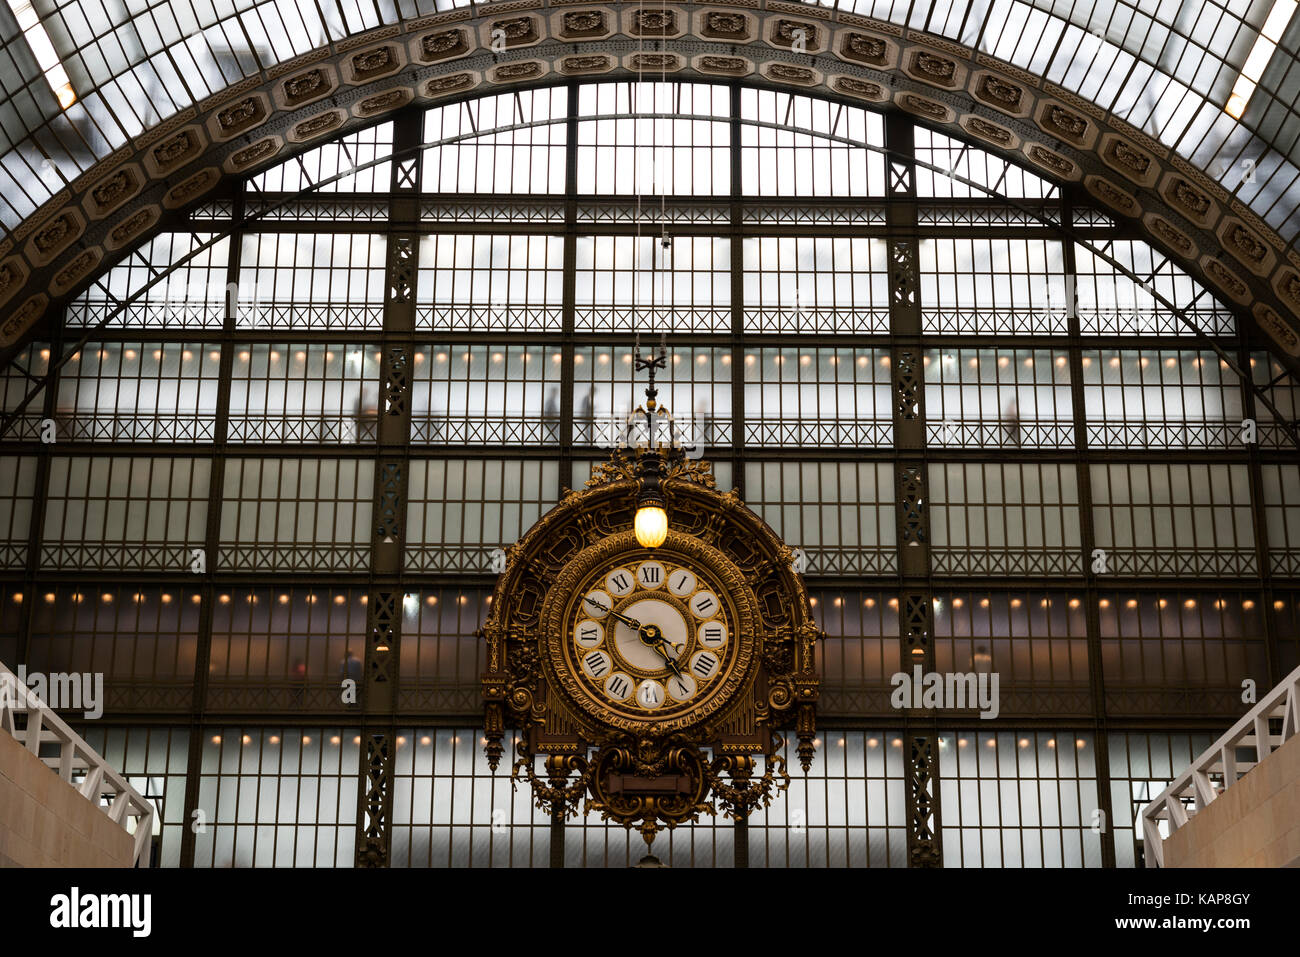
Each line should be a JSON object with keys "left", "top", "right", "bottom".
{"left": 640, "top": 628, "right": 685, "bottom": 681}
{"left": 582, "top": 595, "right": 643, "bottom": 631}
{"left": 586, "top": 595, "right": 685, "bottom": 680}
{"left": 586, "top": 597, "right": 674, "bottom": 669}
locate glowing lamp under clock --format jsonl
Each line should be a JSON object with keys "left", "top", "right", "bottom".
{"left": 634, "top": 504, "right": 668, "bottom": 549}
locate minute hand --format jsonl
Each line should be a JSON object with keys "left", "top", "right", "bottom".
{"left": 583, "top": 596, "right": 642, "bottom": 631}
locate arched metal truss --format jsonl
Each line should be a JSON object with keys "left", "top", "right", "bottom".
{"left": 2, "top": 2, "right": 1300, "bottom": 373}
{"left": 2, "top": 92, "right": 1297, "bottom": 447}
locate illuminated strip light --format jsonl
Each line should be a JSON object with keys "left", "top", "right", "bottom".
{"left": 1226, "top": 0, "right": 1297, "bottom": 119}
{"left": 5, "top": 0, "right": 75, "bottom": 109}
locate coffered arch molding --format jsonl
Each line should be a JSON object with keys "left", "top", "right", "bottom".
{"left": 2, "top": 0, "right": 1300, "bottom": 376}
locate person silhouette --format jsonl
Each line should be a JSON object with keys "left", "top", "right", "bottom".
{"left": 543, "top": 388, "right": 559, "bottom": 443}
{"left": 579, "top": 388, "right": 594, "bottom": 444}
{"left": 1003, "top": 398, "right": 1021, "bottom": 447}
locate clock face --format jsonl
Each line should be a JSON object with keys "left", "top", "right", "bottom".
{"left": 566, "top": 553, "right": 738, "bottom": 721}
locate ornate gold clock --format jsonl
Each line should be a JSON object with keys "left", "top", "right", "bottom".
{"left": 481, "top": 348, "right": 820, "bottom": 857}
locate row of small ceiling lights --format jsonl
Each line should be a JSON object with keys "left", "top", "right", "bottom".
{"left": 801, "top": 736, "right": 1088, "bottom": 749}
{"left": 815, "top": 596, "right": 1268, "bottom": 610}
{"left": 12, "top": 592, "right": 1279, "bottom": 611}
{"left": 207, "top": 733, "right": 482, "bottom": 747}
{"left": 14, "top": 592, "right": 479, "bottom": 606}
{"left": 202, "top": 731, "right": 1084, "bottom": 751}
{"left": 42, "top": 348, "right": 1261, "bottom": 372}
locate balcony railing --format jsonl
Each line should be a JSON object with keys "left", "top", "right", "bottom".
{"left": 1140, "top": 662, "right": 1300, "bottom": 867}
{"left": 0, "top": 660, "right": 155, "bottom": 866}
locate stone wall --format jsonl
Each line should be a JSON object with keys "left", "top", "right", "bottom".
{"left": 0, "top": 730, "right": 136, "bottom": 867}
{"left": 1164, "top": 731, "right": 1300, "bottom": 868}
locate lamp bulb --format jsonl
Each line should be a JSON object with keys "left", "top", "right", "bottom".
{"left": 634, "top": 505, "right": 669, "bottom": 549}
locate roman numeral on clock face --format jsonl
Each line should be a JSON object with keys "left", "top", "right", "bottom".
{"left": 606, "top": 673, "right": 631, "bottom": 699}
{"left": 690, "top": 651, "right": 718, "bottom": 678}
{"left": 576, "top": 620, "right": 603, "bottom": 649}
{"left": 689, "top": 591, "right": 718, "bottom": 618}
{"left": 698, "top": 622, "right": 727, "bottom": 648}
{"left": 605, "top": 568, "right": 635, "bottom": 596}
{"left": 668, "top": 569, "right": 697, "bottom": 597}
{"left": 669, "top": 672, "right": 697, "bottom": 701}
{"left": 582, "top": 650, "right": 611, "bottom": 679}
{"left": 637, "top": 680, "right": 665, "bottom": 709}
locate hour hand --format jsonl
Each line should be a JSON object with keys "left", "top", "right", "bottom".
{"left": 643, "top": 631, "right": 684, "bottom": 679}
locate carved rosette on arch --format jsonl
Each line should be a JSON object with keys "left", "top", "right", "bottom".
{"left": 482, "top": 448, "right": 820, "bottom": 842}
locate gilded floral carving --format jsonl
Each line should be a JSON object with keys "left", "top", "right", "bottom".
{"left": 563, "top": 55, "right": 609, "bottom": 71}
{"left": 703, "top": 12, "right": 746, "bottom": 36}
{"left": 351, "top": 47, "right": 395, "bottom": 78}
{"left": 632, "top": 9, "right": 676, "bottom": 34}
{"left": 768, "top": 64, "right": 814, "bottom": 83}
{"left": 1227, "top": 225, "right": 1267, "bottom": 263}
{"left": 53, "top": 249, "right": 97, "bottom": 289}
{"left": 33, "top": 215, "right": 73, "bottom": 254}
{"left": 835, "top": 77, "right": 883, "bottom": 98}
{"left": 902, "top": 95, "right": 946, "bottom": 119}
{"left": 562, "top": 11, "right": 605, "bottom": 33}
{"left": 231, "top": 139, "right": 277, "bottom": 168}
{"left": 420, "top": 29, "right": 467, "bottom": 58}
{"left": 216, "top": 97, "right": 261, "bottom": 131}
{"left": 1106, "top": 139, "right": 1151, "bottom": 176}
{"left": 283, "top": 69, "right": 327, "bottom": 103}
{"left": 976, "top": 74, "right": 1022, "bottom": 110}
{"left": 109, "top": 208, "right": 154, "bottom": 245}
{"left": 775, "top": 20, "right": 817, "bottom": 46}
{"left": 1029, "top": 146, "right": 1073, "bottom": 176}
{"left": 492, "top": 17, "right": 536, "bottom": 41}
{"left": 699, "top": 56, "right": 746, "bottom": 72}
{"left": 912, "top": 51, "right": 956, "bottom": 83}
{"left": 1203, "top": 259, "right": 1248, "bottom": 297}
{"left": 495, "top": 62, "right": 540, "bottom": 80}
{"left": 294, "top": 111, "right": 343, "bottom": 139}
{"left": 964, "top": 117, "right": 1012, "bottom": 145}
{"left": 1043, "top": 105, "right": 1087, "bottom": 142}
{"left": 91, "top": 170, "right": 136, "bottom": 209}
{"left": 357, "top": 90, "right": 408, "bottom": 115}
{"left": 426, "top": 73, "right": 474, "bottom": 94}
{"left": 152, "top": 131, "right": 195, "bottom": 170}
{"left": 1147, "top": 218, "right": 1192, "bottom": 255}
{"left": 1169, "top": 178, "right": 1211, "bottom": 217}
{"left": 630, "top": 54, "right": 678, "bottom": 70}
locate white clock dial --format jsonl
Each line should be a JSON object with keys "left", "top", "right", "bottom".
{"left": 636, "top": 561, "right": 666, "bottom": 590}
{"left": 575, "top": 619, "right": 604, "bottom": 649}
{"left": 667, "top": 568, "right": 697, "bottom": 597}
{"left": 581, "top": 649, "right": 612, "bottom": 680}
{"left": 688, "top": 650, "right": 720, "bottom": 681}
{"left": 636, "top": 679, "right": 666, "bottom": 710}
{"left": 666, "top": 671, "right": 698, "bottom": 702}
{"left": 697, "top": 620, "right": 727, "bottom": 649}
{"left": 605, "top": 567, "right": 636, "bottom": 597}
{"left": 582, "top": 590, "right": 613, "bottom": 618}
{"left": 604, "top": 672, "right": 634, "bottom": 701}
{"left": 611, "top": 598, "right": 688, "bottom": 671}
{"left": 689, "top": 590, "right": 720, "bottom": 619}
{"left": 571, "top": 556, "right": 739, "bottom": 716}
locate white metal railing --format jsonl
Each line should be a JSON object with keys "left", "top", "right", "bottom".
{"left": 1141, "top": 663, "right": 1300, "bottom": 867}
{"left": 0, "top": 661, "right": 154, "bottom": 866}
